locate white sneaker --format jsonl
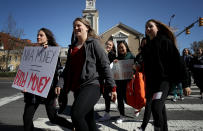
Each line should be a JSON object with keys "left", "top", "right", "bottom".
{"left": 98, "top": 112, "right": 111, "bottom": 122}
{"left": 134, "top": 109, "right": 140, "bottom": 117}
{"left": 180, "top": 96, "right": 184, "bottom": 100}
{"left": 116, "top": 115, "right": 124, "bottom": 124}
{"left": 172, "top": 96, "right": 177, "bottom": 102}
{"left": 135, "top": 111, "right": 140, "bottom": 117}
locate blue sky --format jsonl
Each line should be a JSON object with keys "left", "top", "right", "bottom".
{"left": 0, "top": 0, "right": 202, "bottom": 52}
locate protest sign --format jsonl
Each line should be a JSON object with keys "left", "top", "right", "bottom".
{"left": 12, "top": 46, "right": 60, "bottom": 98}
{"left": 110, "top": 59, "right": 134, "bottom": 80}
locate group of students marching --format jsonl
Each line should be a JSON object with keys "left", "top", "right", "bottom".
{"left": 22, "top": 17, "right": 194, "bottom": 131}
{"left": 170, "top": 47, "right": 203, "bottom": 102}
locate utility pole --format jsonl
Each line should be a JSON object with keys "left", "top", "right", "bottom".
{"left": 169, "top": 14, "right": 175, "bottom": 27}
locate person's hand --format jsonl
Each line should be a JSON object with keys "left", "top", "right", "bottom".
{"left": 43, "top": 44, "right": 48, "bottom": 48}
{"left": 132, "top": 64, "right": 136, "bottom": 70}
{"left": 113, "top": 59, "right": 118, "bottom": 63}
{"left": 55, "top": 87, "right": 61, "bottom": 95}
{"left": 110, "top": 91, "right": 117, "bottom": 102}
{"left": 135, "top": 64, "right": 141, "bottom": 71}
{"left": 183, "top": 87, "right": 191, "bottom": 96}
{"left": 21, "top": 88, "right": 27, "bottom": 93}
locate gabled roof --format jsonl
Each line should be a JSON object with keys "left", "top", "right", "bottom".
{"left": 100, "top": 22, "right": 144, "bottom": 37}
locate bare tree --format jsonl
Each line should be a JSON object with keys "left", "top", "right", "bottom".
{"left": 190, "top": 40, "right": 203, "bottom": 53}
{"left": 1, "top": 13, "right": 25, "bottom": 71}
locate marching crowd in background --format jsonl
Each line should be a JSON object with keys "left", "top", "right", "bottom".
{"left": 21, "top": 17, "right": 203, "bottom": 131}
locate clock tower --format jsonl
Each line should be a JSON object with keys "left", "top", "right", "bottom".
{"left": 83, "top": 0, "right": 99, "bottom": 34}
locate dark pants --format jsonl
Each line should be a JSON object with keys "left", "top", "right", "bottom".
{"left": 71, "top": 84, "right": 101, "bottom": 131}
{"left": 23, "top": 96, "right": 73, "bottom": 131}
{"left": 151, "top": 81, "right": 169, "bottom": 131}
{"left": 141, "top": 96, "right": 152, "bottom": 130}
{"left": 115, "top": 80, "right": 128, "bottom": 116}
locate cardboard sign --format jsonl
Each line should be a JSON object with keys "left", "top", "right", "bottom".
{"left": 110, "top": 59, "right": 134, "bottom": 80}
{"left": 12, "top": 46, "right": 60, "bottom": 98}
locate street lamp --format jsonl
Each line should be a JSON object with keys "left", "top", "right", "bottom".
{"left": 169, "top": 14, "right": 175, "bottom": 27}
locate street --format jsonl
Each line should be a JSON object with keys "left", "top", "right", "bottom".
{"left": 0, "top": 78, "right": 203, "bottom": 131}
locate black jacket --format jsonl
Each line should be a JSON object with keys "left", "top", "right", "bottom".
{"left": 143, "top": 34, "right": 188, "bottom": 93}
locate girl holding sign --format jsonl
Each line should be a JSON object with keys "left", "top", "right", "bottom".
{"left": 56, "top": 17, "right": 117, "bottom": 131}
{"left": 114, "top": 41, "right": 135, "bottom": 124}
{"left": 23, "top": 28, "right": 74, "bottom": 131}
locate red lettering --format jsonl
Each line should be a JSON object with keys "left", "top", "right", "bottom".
{"left": 13, "top": 69, "right": 28, "bottom": 87}
{"left": 13, "top": 69, "right": 21, "bottom": 85}
{"left": 27, "top": 73, "right": 51, "bottom": 94}
{"left": 37, "top": 77, "right": 51, "bottom": 93}
{"left": 19, "top": 72, "right": 28, "bottom": 87}
{"left": 27, "top": 73, "right": 39, "bottom": 91}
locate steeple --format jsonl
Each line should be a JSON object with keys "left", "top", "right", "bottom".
{"left": 83, "top": 0, "right": 99, "bottom": 34}
{"left": 85, "top": 0, "right": 96, "bottom": 10}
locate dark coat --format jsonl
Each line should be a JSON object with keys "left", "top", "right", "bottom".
{"left": 191, "top": 55, "right": 203, "bottom": 84}
{"left": 143, "top": 34, "right": 188, "bottom": 93}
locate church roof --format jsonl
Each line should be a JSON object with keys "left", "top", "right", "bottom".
{"left": 100, "top": 22, "right": 144, "bottom": 37}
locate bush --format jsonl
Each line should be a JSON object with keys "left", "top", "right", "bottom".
{"left": 0, "top": 72, "right": 17, "bottom": 77}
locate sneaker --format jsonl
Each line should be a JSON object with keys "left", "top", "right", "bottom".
{"left": 172, "top": 96, "right": 177, "bottom": 102}
{"left": 180, "top": 96, "right": 184, "bottom": 100}
{"left": 98, "top": 112, "right": 111, "bottom": 122}
{"left": 134, "top": 110, "right": 140, "bottom": 117}
{"left": 116, "top": 115, "right": 124, "bottom": 124}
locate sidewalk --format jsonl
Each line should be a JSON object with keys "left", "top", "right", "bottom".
{"left": 0, "top": 77, "right": 14, "bottom": 81}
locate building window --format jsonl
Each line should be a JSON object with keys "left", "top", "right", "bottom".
{"left": 86, "top": 15, "right": 93, "bottom": 28}
{"left": 2, "top": 55, "right": 6, "bottom": 62}
{"left": 0, "top": 42, "right": 3, "bottom": 50}
{"left": 15, "top": 56, "right": 18, "bottom": 62}
{"left": 8, "top": 56, "right": 12, "bottom": 61}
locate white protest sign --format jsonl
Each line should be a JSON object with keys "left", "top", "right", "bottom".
{"left": 110, "top": 59, "right": 134, "bottom": 80}
{"left": 12, "top": 46, "right": 60, "bottom": 98}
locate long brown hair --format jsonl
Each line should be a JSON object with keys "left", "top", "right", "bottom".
{"left": 145, "top": 19, "right": 177, "bottom": 48}
{"left": 71, "top": 17, "right": 100, "bottom": 45}
{"left": 38, "top": 28, "right": 58, "bottom": 46}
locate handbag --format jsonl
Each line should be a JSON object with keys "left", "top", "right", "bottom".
{"left": 126, "top": 71, "right": 146, "bottom": 111}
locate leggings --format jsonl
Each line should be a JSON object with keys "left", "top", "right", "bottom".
{"left": 23, "top": 97, "right": 73, "bottom": 131}
{"left": 141, "top": 96, "right": 152, "bottom": 130}
{"left": 151, "top": 81, "right": 170, "bottom": 131}
{"left": 115, "top": 80, "right": 128, "bottom": 116}
{"left": 71, "top": 84, "right": 101, "bottom": 131}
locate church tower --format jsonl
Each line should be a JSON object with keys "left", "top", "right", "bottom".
{"left": 83, "top": 0, "right": 99, "bottom": 34}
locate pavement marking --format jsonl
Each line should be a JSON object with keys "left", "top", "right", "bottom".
{"left": 34, "top": 118, "right": 203, "bottom": 131}
{"left": 94, "top": 103, "right": 203, "bottom": 111}
{"left": 34, "top": 118, "right": 72, "bottom": 131}
{"left": 0, "top": 93, "right": 23, "bottom": 107}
